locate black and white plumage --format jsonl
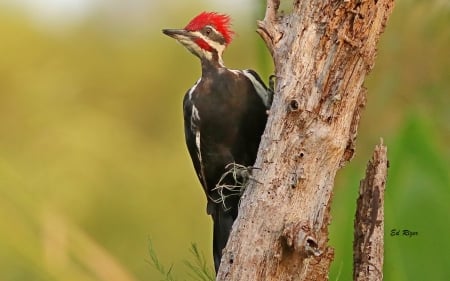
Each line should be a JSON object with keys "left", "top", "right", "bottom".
{"left": 162, "top": 12, "right": 272, "bottom": 272}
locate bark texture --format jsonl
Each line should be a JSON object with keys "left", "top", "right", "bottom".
{"left": 216, "top": 1, "right": 394, "bottom": 280}
{"left": 353, "top": 141, "right": 388, "bottom": 281}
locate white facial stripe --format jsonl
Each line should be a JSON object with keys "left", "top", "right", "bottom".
{"left": 190, "top": 31, "right": 225, "bottom": 62}
{"left": 179, "top": 36, "right": 202, "bottom": 53}
{"left": 206, "top": 25, "right": 220, "bottom": 35}
{"left": 191, "top": 31, "right": 203, "bottom": 39}
{"left": 202, "top": 37, "right": 225, "bottom": 66}
{"left": 207, "top": 39, "right": 225, "bottom": 55}
{"left": 179, "top": 33, "right": 213, "bottom": 60}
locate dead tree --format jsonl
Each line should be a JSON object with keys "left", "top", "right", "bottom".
{"left": 216, "top": 0, "right": 394, "bottom": 280}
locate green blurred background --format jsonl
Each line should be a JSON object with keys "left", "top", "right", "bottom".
{"left": 0, "top": 0, "right": 448, "bottom": 280}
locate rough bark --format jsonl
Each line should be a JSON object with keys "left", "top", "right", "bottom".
{"left": 353, "top": 141, "right": 388, "bottom": 281}
{"left": 216, "top": 1, "right": 394, "bottom": 280}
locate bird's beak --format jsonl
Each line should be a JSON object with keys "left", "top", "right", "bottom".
{"left": 162, "top": 29, "right": 191, "bottom": 40}
{"left": 162, "top": 29, "right": 200, "bottom": 57}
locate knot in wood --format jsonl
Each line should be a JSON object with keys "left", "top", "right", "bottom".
{"left": 288, "top": 99, "right": 300, "bottom": 112}
{"left": 298, "top": 150, "right": 305, "bottom": 159}
{"left": 281, "top": 222, "right": 322, "bottom": 258}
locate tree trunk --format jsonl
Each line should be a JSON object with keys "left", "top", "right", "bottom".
{"left": 216, "top": 0, "right": 394, "bottom": 280}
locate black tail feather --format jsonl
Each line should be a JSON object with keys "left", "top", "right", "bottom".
{"left": 211, "top": 201, "right": 238, "bottom": 273}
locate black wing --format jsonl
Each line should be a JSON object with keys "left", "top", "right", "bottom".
{"left": 241, "top": 69, "right": 273, "bottom": 109}
{"left": 183, "top": 91, "right": 208, "bottom": 194}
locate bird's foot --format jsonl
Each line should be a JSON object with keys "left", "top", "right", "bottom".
{"left": 211, "top": 163, "right": 261, "bottom": 210}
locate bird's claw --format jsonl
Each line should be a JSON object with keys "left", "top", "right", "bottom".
{"left": 211, "top": 163, "right": 261, "bottom": 210}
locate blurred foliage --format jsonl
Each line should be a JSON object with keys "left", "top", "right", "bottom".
{"left": 329, "top": 1, "right": 450, "bottom": 280}
{"left": 0, "top": 0, "right": 448, "bottom": 280}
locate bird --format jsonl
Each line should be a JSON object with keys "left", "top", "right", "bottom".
{"left": 162, "top": 12, "right": 273, "bottom": 272}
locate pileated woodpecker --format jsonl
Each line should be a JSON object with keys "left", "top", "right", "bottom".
{"left": 162, "top": 12, "right": 272, "bottom": 272}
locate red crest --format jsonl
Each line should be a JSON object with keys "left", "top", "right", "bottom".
{"left": 185, "top": 12, "right": 234, "bottom": 45}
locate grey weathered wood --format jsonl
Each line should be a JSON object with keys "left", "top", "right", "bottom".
{"left": 354, "top": 141, "right": 388, "bottom": 281}
{"left": 216, "top": 1, "right": 394, "bottom": 280}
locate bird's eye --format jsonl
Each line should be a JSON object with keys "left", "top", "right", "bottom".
{"left": 205, "top": 27, "right": 212, "bottom": 36}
